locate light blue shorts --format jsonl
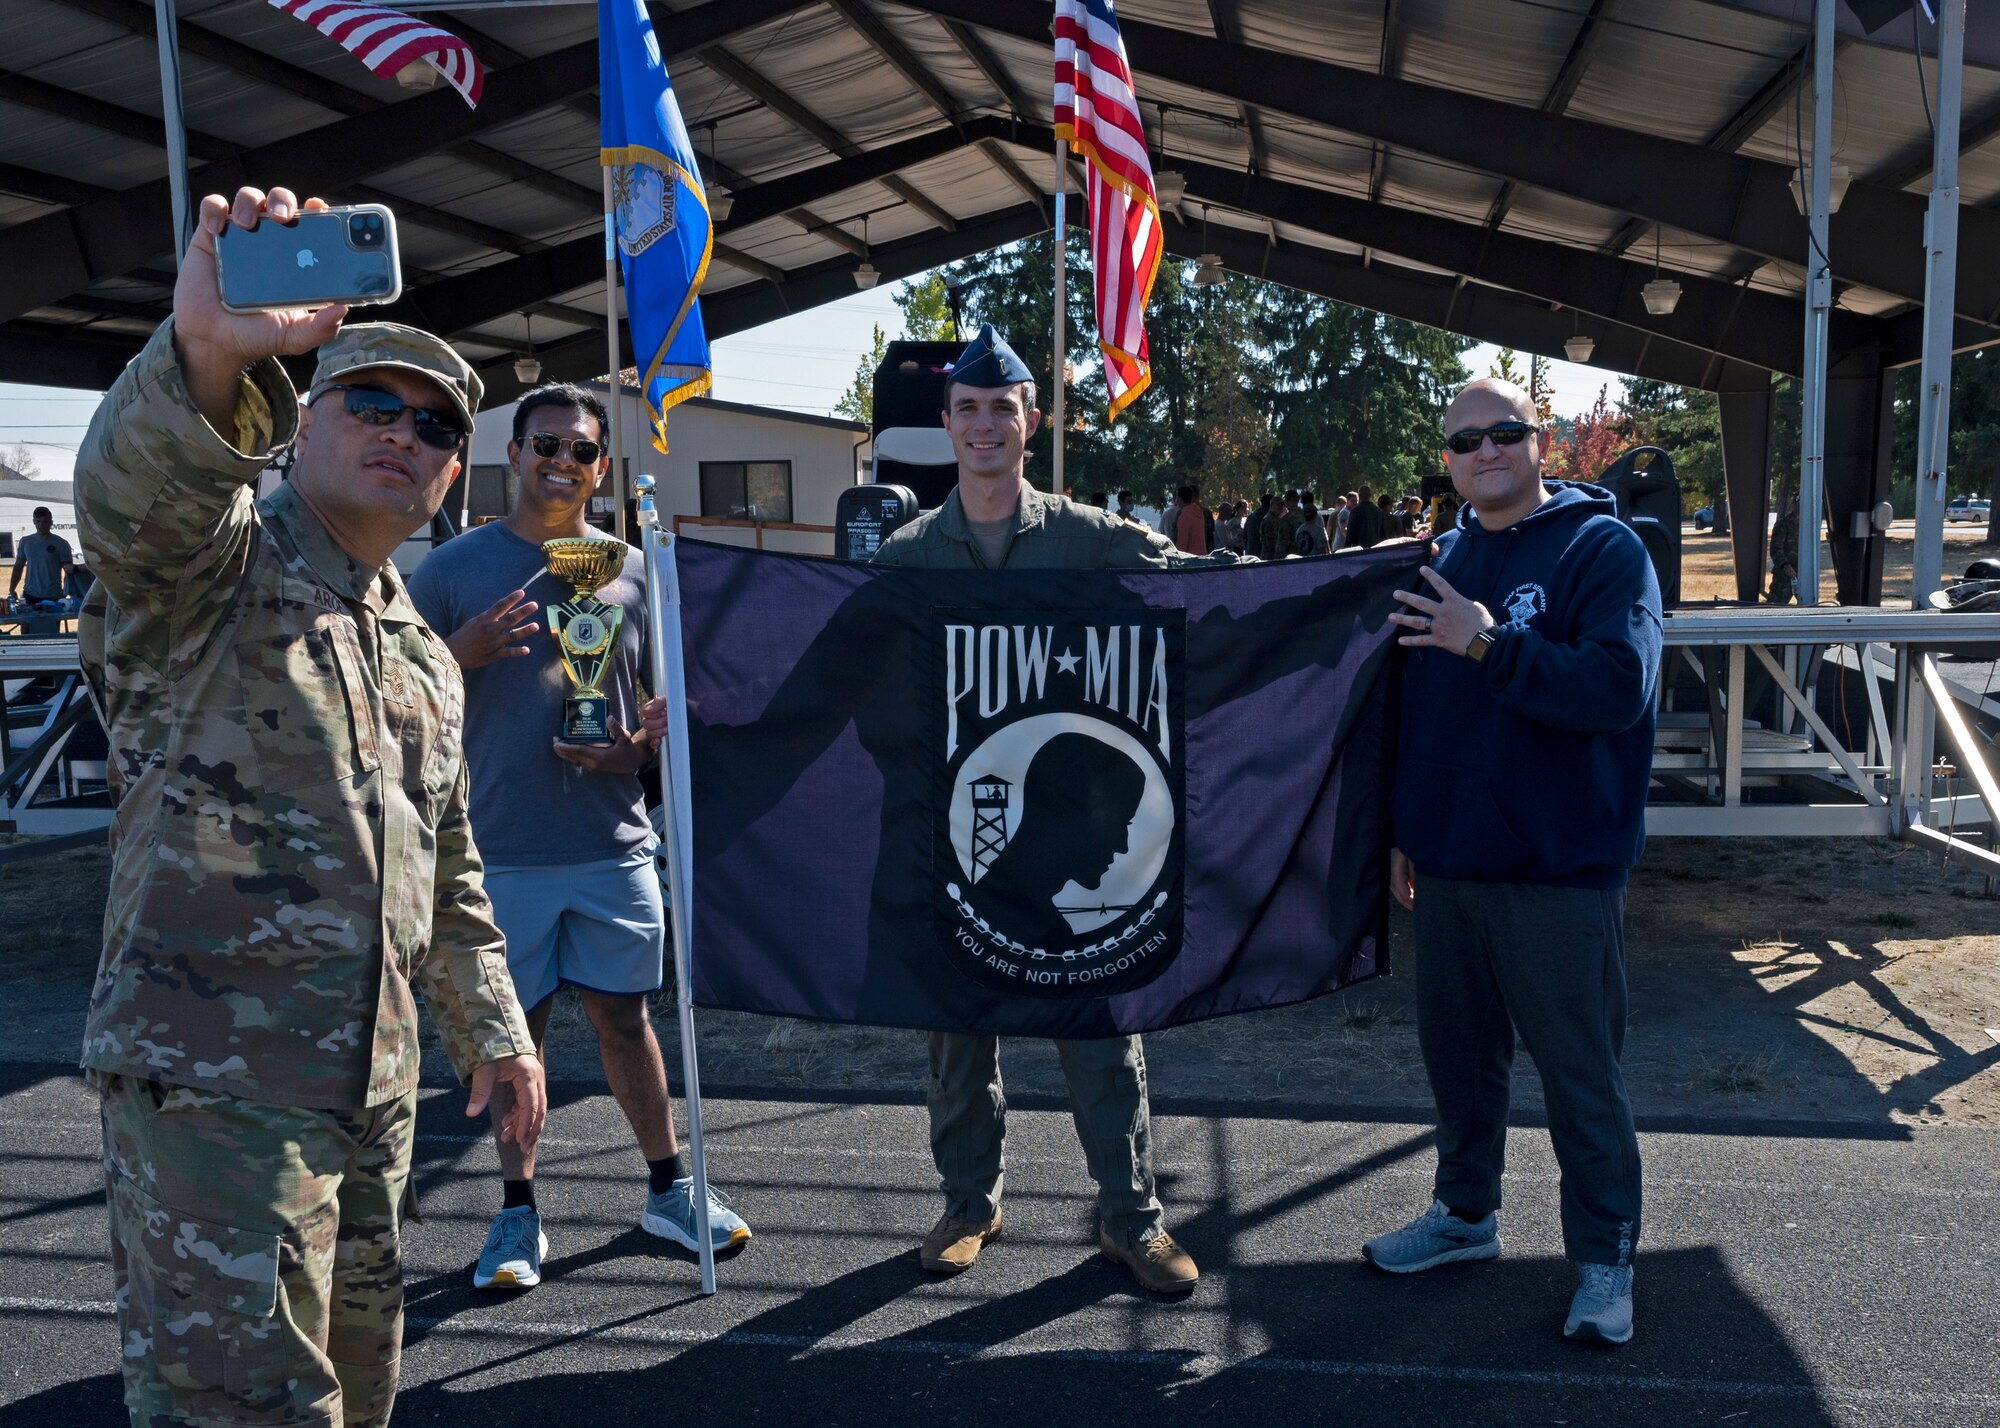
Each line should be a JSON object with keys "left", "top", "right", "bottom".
{"left": 483, "top": 844, "right": 664, "bottom": 1009}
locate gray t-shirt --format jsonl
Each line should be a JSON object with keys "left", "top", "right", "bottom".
{"left": 965, "top": 512, "right": 1015, "bottom": 569}
{"left": 16, "top": 532, "right": 72, "bottom": 598}
{"left": 408, "top": 521, "right": 652, "bottom": 867}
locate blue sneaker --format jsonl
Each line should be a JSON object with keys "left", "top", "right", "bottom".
{"left": 472, "top": 1205, "right": 546, "bottom": 1290}
{"left": 1564, "top": 1261, "right": 1634, "bottom": 1345}
{"left": 641, "top": 1177, "right": 751, "bottom": 1252}
{"left": 1362, "top": 1198, "right": 1501, "bottom": 1273}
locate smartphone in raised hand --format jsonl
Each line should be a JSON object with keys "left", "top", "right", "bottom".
{"left": 216, "top": 204, "right": 403, "bottom": 313}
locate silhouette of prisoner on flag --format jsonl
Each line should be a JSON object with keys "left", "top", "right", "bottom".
{"left": 673, "top": 536, "right": 1423, "bottom": 1039}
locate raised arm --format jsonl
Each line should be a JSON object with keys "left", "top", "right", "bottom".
{"left": 74, "top": 187, "right": 348, "bottom": 661}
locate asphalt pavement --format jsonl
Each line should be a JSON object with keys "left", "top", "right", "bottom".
{"left": 2, "top": 1059, "right": 1995, "bottom": 1428}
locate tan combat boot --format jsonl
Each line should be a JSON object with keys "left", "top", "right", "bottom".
{"left": 919, "top": 1209, "right": 1002, "bottom": 1273}
{"left": 1100, "top": 1226, "right": 1199, "bottom": 1294}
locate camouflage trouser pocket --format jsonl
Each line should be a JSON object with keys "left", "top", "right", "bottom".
{"left": 107, "top": 1173, "right": 318, "bottom": 1424}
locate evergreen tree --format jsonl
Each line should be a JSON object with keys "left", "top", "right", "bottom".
{"left": 834, "top": 324, "right": 889, "bottom": 425}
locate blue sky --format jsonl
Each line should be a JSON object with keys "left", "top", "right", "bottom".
{"left": 0, "top": 280, "right": 1620, "bottom": 481}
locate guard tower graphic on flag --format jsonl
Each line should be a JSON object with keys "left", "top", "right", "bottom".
{"left": 969, "top": 775, "right": 1011, "bottom": 879}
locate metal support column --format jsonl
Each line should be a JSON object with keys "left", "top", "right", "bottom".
{"left": 153, "top": 0, "right": 193, "bottom": 258}
{"left": 1911, "top": 0, "right": 1965, "bottom": 606}
{"left": 1795, "top": 0, "right": 1835, "bottom": 606}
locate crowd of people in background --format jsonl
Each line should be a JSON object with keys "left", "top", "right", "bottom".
{"left": 1077, "top": 483, "right": 1452, "bottom": 559}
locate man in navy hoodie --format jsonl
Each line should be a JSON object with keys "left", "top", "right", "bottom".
{"left": 1361, "top": 377, "right": 1662, "bottom": 1347}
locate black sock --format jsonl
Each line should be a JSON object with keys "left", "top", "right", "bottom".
{"left": 502, "top": 1178, "right": 537, "bottom": 1212}
{"left": 647, "top": 1150, "right": 693, "bottom": 1194}
{"left": 1446, "top": 1205, "right": 1483, "bottom": 1223}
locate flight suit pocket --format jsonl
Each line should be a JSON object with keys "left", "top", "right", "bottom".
{"left": 109, "top": 1174, "right": 294, "bottom": 1419}
{"left": 234, "top": 621, "right": 382, "bottom": 792}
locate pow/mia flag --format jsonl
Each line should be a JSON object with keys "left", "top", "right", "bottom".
{"left": 676, "top": 539, "right": 1424, "bottom": 1039}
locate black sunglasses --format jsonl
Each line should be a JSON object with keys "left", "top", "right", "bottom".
{"left": 527, "top": 432, "right": 605, "bottom": 466}
{"left": 315, "top": 384, "right": 464, "bottom": 451}
{"left": 1446, "top": 421, "right": 1540, "bottom": 455}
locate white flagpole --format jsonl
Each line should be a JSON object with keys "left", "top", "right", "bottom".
{"left": 603, "top": 170, "right": 628, "bottom": 542}
{"left": 634, "top": 473, "right": 716, "bottom": 1295}
{"left": 1051, "top": 139, "right": 1067, "bottom": 497}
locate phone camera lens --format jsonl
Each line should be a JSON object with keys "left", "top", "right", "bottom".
{"left": 349, "top": 213, "right": 381, "bottom": 247}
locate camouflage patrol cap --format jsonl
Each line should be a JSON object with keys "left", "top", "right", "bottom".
{"left": 310, "top": 321, "right": 482, "bottom": 432}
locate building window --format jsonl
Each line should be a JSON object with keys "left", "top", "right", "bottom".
{"left": 699, "top": 460, "right": 793, "bottom": 523}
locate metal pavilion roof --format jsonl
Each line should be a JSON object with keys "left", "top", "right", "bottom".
{"left": 0, "top": 0, "right": 1996, "bottom": 407}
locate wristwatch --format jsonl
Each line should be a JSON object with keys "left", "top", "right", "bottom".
{"left": 1464, "top": 627, "right": 1501, "bottom": 664}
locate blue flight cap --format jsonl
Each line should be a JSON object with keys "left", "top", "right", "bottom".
{"left": 944, "top": 322, "right": 1034, "bottom": 396}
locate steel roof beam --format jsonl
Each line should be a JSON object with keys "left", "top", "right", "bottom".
{"left": 380, "top": 125, "right": 981, "bottom": 341}
{"left": 938, "top": 17, "right": 1037, "bottom": 121}
{"left": 1166, "top": 158, "right": 1835, "bottom": 374}
{"left": 1484, "top": 0, "right": 1615, "bottom": 231}
{"left": 0, "top": 0, "right": 808, "bottom": 324}
{"left": 475, "top": 200, "right": 1053, "bottom": 403}
{"left": 977, "top": 138, "right": 1047, "bottom": 219}
{"left": 894, "top": 0, "right": 2000, "bottom": 321}
{"left": 1204, "top": 0, "right": 1268, "bottom": 175}
{"left": 1600, "top": 35, "right": 1848, "bottom": 258}
{"left": 0, "top": 162, "right": 109, "bottom": 208}
{"left": 699, "top": 43, "right": 960, "bottom": 233}
{"left": 826, "top": 0, "right": 966, "bottom": 128}
{"left": 1160, "top": 215, "right": 1771, "bottom": 392}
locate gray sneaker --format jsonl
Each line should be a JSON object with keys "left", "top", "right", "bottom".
{"left": 1362, "top": 1198, "right": 1501, "bottom": 1273}
{"left": 472, "top": 1205, "right": 547, "bottom": 1290}
{"left": 641, "top": 1177, "right": 752, "bottom": 1252}
{"left": 1564, "top": 1262, "right": 1634, "bottom": 1345}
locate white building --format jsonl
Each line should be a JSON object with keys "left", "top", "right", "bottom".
{"left": 428, "top": 383, "right": 869, "bottom": 568}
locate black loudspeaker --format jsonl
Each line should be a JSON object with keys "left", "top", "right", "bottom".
{"left": 872, "top": 341, "right": 962, "bottom": 510}
{"left": 834, "top": 484, "right": 918, "bottom": 561}
{"left": 1594, "top": 445, "right": 1682, "bottom": 607}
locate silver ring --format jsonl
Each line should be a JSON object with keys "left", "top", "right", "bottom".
{"left": 1422, "top": 616, "right": 1433, "bottom": 631}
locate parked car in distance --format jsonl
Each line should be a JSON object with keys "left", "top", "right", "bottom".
{"left": 1946, "top": 499, "right": 1991, "bottom": 524}
{"left": 1692, "top": 506, "right": 1715, "bottom": 531}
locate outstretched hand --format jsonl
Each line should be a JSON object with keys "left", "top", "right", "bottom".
{"left": 1389, "top": 564, "right": 1495, "bottom": 657}
{"left": 447, "top": 589, "right": 540, "bottom": 669}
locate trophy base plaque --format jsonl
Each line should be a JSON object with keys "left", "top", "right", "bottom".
{"left": 561, "top": 695, "right": 613, "bottom": 745}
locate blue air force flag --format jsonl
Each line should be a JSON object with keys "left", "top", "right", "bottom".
{"left": 599, "top": 0, "right": 710, "bottom": 449}
{"left": 676, "top": 541, "right": 1422, "bottom": 1038}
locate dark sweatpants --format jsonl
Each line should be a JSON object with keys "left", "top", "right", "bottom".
{"left": 1412, "top": 875, "right": 1642, "bottom": 1266}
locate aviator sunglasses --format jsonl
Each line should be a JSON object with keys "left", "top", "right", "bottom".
{"left": 315, "top": 383, "right": 464, "bottom": 451}
{"left": 527, "top": 432, "right": 605, "bottom": 466}
{"left": 1446, "top": 421, "right": 1541, "bottom": 455}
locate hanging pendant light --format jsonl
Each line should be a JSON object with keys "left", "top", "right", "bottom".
{"left": 1788, "top": 162, "right": 1852, "bottom": 216}
{"left": 1189, "top": 204, "right": 1226, "bottom": 286}
{"left": 852, "top": 213, "right": 879, "bottom": 289}
{"left": 1563, "top": 307, "right": 1595, "bottom": 364}
{"left": 1640, "top": 226, "right": 1682, "bottom": 316}
{"left": 702, "top": 123, "right": 733, "bottom": 221}
{"left": 1152, "top": 103, "right": 1185, "bottom": 210}
{"left": 513, "top": 313, "right": 541, "bottom": 385}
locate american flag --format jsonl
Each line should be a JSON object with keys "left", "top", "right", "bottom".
{"left": 268, "top": 0, "right": 484, "bottom": 108}
{"left": 1054, "top": 0, "right": 1162, "bottom": 422}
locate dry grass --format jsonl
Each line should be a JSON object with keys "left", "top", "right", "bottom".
{"left": 1678, "top": 521, "right": 2000, "bottom": 607}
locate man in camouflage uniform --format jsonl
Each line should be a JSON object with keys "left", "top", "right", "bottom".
{"left": 76, "top": 184, "right": 545, "bottom": 1427}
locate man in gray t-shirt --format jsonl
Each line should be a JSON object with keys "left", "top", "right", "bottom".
{"left": 408, "top": 382, "right": 748, "bottom": 1291}
{"left": 10, "top": 507, "right": 72, "bottom": 603}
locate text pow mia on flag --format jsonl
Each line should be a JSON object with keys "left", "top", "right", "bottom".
{"left": 676, "top": 538, "right": 1424, "bottom": 1040}
{"left": 939, "top": 612, "right": 1185, "bottom": 999}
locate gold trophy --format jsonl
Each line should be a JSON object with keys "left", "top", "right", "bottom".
{"left": 543, "top": 537, "right": 628, "bottom": 744}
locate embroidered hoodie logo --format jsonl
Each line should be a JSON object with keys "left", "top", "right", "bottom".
{"left": 1503, "top": 583, "right": 1547, "bottom": 626}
